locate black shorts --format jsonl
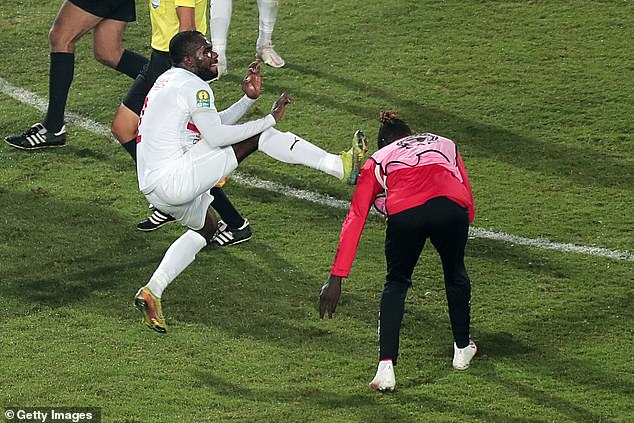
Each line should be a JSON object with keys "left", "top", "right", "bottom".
{"left": 123, "top": 49, "right": 172, "bottom": 115}
{"left": 69, "top": 0, "right": 136, "bottom": 22}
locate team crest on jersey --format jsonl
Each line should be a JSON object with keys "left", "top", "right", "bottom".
{"left": 151, "top": 0, "right": 161, "bottom": 10}
{"left": 196, "top": 90, "right": 211, "bottom": 108}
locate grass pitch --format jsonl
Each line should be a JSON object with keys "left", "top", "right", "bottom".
{"left": 0, "top": 1, "right": 632, "bottom": 422}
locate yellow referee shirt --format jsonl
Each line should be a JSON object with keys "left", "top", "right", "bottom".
{"left": 149, "top": 0, "right": 208, "bottom": 52}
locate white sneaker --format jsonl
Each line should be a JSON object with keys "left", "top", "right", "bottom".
{"left": 257, "top": 44, "right": 285, "bottom": 68}
{"left": 453, "top": 340, "right": 477, "bottom": 370}
{"left": 368, "top": 360, "right": 396, "bottom": 392}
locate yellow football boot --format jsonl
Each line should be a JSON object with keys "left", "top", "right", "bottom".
{"left": 341, "top": 130, "right": 368, "bottom": 185}
{"left": 134, "top": 286, "right": 167, "bottom": 334}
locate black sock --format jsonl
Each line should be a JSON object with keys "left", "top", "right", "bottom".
{"left": 43, "top": 52, "right": 74, "bottom": 133}
{"left": 115, "top": 49, "right": 149, "bottom": 79}
{"left": 121, "top": 138, "right": 137, "bottom": 162}
{"left": 210, "top": 187, "right": 244, "bottom": 228}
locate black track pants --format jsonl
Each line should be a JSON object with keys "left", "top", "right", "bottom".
{"left": 379, "top": 196, "right": 471, "bottom": 364}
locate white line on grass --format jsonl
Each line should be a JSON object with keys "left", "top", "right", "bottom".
{"left": 2, "top": 76, "right": 632, "bottom": 261}
{"left": 230, "top": 174, "right": 633, "bottom": 261}
{"left": 0, "top": 77, "right": 112, "bottom": 139}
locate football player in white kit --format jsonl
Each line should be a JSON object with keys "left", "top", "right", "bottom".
{"left": 134, "top": 30, "right": 365, "bottom": 333}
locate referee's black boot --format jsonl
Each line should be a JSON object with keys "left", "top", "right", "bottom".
{"left": 5, "top": 123, "right": 67, "bottom": 150}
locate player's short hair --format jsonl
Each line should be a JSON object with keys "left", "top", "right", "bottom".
{"left": 377, "top": 111, "right": 412, "bottom": 149}
{"left": 169, "top": 30, "right": 204, "bottom": 66}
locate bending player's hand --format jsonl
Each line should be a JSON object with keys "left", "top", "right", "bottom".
{"left": 319, "top": 274, "right": 343, "bottom": 319}
{"left": 271, "top": 93, "right": 291, "bottom": 123}
{"left": 242, "top": 59, "right": 261, "bottom": 99}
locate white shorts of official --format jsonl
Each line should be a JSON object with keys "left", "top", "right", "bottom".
{"left": 144, "top": 142, "right": 238, "bottom": 230}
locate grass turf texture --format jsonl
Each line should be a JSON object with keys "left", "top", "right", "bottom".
{"left": 0, "top": 1, "right": 632, "bottom": 422}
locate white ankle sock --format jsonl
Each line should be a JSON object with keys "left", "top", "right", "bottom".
{"left": 378, "top": 359, "right": 393, "bottom": 372}
{"left": 256, "top": 0, "right": 278, "bottom": 48}
{"left": 146, "top": 230, "right": 207, "bottom": 298}
{"left": 210, "top": 0, "right": 232, "bottom": 53}
{"left": 258, "top": 128, "right": 343, "bottom": 179}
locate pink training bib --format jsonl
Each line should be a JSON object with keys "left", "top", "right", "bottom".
{"left": 370, "top": 133, "right": 463, "bottom": 189}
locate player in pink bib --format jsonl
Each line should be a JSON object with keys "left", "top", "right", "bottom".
{"left": 320, "top": 111, "right": 478, "bottom": 391}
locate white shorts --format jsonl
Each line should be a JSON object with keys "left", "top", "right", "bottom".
{"left": 144, "top": 142, "right": 238, "bottom": 230}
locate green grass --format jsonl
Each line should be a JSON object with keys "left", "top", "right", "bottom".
{"left": 0, "top": 1, "right": 633, "bottom": 422}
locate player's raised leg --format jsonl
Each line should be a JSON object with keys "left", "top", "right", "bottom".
{"left": 257, "top": 127, "right": 366, "bottom": 184}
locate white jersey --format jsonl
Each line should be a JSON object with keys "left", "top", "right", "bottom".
{"left": 137, "top": 67, "right": 275, "bottom": 194}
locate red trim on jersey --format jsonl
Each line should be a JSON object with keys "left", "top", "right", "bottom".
{"left": 136, "top": 97, "right": 150, "bottom": 144}
{"left": 187, "top": 122, "right": 201, "bottom": 134}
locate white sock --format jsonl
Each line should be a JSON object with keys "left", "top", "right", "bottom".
{"left": 377, "top": 359, "right": 393, "bottom": 372}
{"left": 210, "top": 0, "right": 232, "bottom": 54}
{"left": 258, "top": 128, "right": 344, "bottom": 179}
{"left": 256, "top": 0, "right": 278, "bottom": 48}
{"left": 146, "top": 230, "right": 207, "bottom": 298}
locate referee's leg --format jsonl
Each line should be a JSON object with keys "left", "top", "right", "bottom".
{"left": 93, "top": 19, "right": 148, "bottom": 77}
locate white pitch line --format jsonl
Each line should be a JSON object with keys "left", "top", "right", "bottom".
{"left": 231, "top": 174, "right": 634, "bottom": 261}
{"left": 0, "top": 77, "right": 112, "bottom": 139}
{"left": 2, "top": 76, "right": 632, "bottom": 261}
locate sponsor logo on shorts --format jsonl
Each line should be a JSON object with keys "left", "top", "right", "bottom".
{"left": 151, "top": 0, "right": 161, "bottom": 9}
{"left": 196, "top": 90, "right": 211, "bottom": 108}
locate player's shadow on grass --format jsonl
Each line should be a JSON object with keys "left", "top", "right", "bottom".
{"left": 162, "top": 185, "right": 401, "bottom": 353}
{"left": 512, "top": 291, "right": 633, "bottom": 396}
{"left": 466, "top": 237, "right": 572, "bottom": 278}
{"left": 475, "top": 331, "right": 536, "bottom": 358}
{"left": 480, "top": 366, "right": 613, "bottom": 423}
{"left": 166, "top": 237, "right": 353, "bottom": 349}
{"left": 276, "top": 63, "right": 630, "bottom": 189}
{"left": 193, "top": 371, "right": 549, "bottom": 423}
{"left": 193, "top": 371, "right": 421, "bottom": 422}
{"left": 62, "top": 145, "right": 112, "bottom": 162}
{"left": 0, "top": 190, "right": 155, "bottom": 309}
{"left": 463, "top": 239, "right": 632, "bottom": 418}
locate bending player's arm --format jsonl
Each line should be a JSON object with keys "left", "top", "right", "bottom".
{"left": 320, "top": 160, "right": 384, "bottom": 319}
{"left": 457, "top": 152, "right": 476, "bottom": 223}
{"left": 330, "top": 160, "right": 383, "bottom": 278}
